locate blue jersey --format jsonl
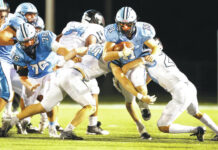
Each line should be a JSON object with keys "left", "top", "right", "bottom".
{"left": 104, "top": 22, "right": 155, "bottom": 65}
{"left": 11, "top": 30, "right": 63, "bottom": 79}
{"left": 0, "top": 13, "right": 30, "bottom": 64}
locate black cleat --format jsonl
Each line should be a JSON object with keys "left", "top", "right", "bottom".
{"left": 141, "top": 108, "right": 151, "bottom": 121}
{"left": 26, "top": 123, "right": 40, "bottom": 133}
{"left": 87, "top": 121, "right": 109, "bottom": 135}
{"left": 141, "top": 132, "right": 152, "bottom": 140}
{"left": 56, "top": 125, "right": 64, "bottom": 132}
{"left": 60, "top": 130, "right": 83, "bottom": 140}
{"left": 211, "top": 135, "right": 218, "bottom": 141}
{"left": 190, "top": 126, "right": 205, "bottom": 142}
{"left": 0, "top": 118, "right": 12, "bottom": 137}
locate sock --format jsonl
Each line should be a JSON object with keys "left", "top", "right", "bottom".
{"left": 4, "top": 101, "right": 12, "bottom": 116}
{"left": 89, "top": 116, "right": 98, "bottom": 126}
{"left": 136, "top": 121, "right": 146, "bottom": 134}
{"left": 200, "top": 114, "right": 218, "bottom": 134}
{"left": 64, "top": 123, "right": 75, "bottom": 132}
{"left": 49, "top": 121, "right": 55, "bottom": 128}
{"left": 169, "top": 124, "right": 197, "bottom": 133}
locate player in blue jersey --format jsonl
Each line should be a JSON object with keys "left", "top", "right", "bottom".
{"left": 0, "top": 2, "right": 50, "bottom": 135}
{"left": 0, "top": 1, "right": 24, "bottom": 135}
{"left": 103, "top": 6, "right": 160, "bottom": 139}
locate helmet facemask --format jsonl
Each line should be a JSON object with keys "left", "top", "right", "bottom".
{"left": 20, "top": 36, "right": 38, "bottom": 59}
{"left": 115, "top": 7, "right": 137, "bottom": 39}
{"left": 116, "top": 21, "right": 136, "bottom": 39}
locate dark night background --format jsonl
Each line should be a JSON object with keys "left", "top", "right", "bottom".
{"left": 5, "top": 0, "right": 218, "bottom": 102}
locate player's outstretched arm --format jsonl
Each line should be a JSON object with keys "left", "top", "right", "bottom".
{"left": 0, "top": 26, "right": 16, "bottom": 45}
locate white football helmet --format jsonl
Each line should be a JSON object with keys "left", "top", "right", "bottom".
{"left": 16, "top": 23, "right": 38, "bottom": 57}
{"left": 15, "top": 2, "right": 38, "bottom": 23}
{"left": 115, "top": 7, "right": 137, "bottom": 38}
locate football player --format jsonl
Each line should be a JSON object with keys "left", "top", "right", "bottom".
{"left": 0, "top": 1, "right": 23, "bottom": 134}
{"left": 121, "top": 38, "right": 218, "bottom": 141}
{"left": 57, "top": 9, "right": 109, "bottom": 135}
{"left": 103, "top": 6, "right": 160, "bottom": 139}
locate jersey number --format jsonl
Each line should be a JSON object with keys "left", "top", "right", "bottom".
{"left": 30, "top": 61, "right": 49, "bottom": 75}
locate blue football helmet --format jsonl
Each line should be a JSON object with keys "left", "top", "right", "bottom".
{"left": 81, "top": 9, "right": 105, "bottom": 27}
{"left": 115, "top": 7, "right": 137, "bottom": 38}
{"left": 16, "top": 23, "right": 38, "bottom": 58}
{"left": 15, "top": 2, "right": 38, "bottom": 23}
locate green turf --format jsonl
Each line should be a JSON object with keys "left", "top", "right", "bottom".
{"left": 0, "top": 104, "right": 218, "bottom": 150}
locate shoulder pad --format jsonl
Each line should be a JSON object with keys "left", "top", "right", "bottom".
{"left": 137, "top": 22, "right": 156, "bottom": 40}
{"left": 104, "top": 23, "right": 119, "bottom": 42}
{"left": 62, "top": 21, "right": 82, "bottom": 34}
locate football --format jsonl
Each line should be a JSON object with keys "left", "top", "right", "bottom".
{"left": 113, "top": 41, "right": 134, "bottom": 51}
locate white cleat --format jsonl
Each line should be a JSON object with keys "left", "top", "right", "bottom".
{"left": 49, "top": 126, "right": 60, "bottom": 138}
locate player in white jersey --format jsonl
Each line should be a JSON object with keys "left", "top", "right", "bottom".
{"left": 58, "top": 9, "right": 109, "bottom": 135}
{"left": 121, "top": 38, "right": 218, "bottom": 141}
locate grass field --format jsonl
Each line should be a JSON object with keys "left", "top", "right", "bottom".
{"left": 0, "top": 103, "right": 218, "bottom": 150}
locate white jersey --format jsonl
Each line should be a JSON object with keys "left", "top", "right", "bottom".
{"left": 147, "top": 52, "right": 189, "bottom": 92}
{"left": 73, "top": 44, "right": 110, "bottom": 80}
{"left": 59, "top": 21, "right": 105, "bottom": 49}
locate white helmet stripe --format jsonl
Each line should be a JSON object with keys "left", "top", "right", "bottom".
{"left": 20, "top": 24, "right": 28, "bottom": 39}
{"left": 123, "top": 7, "right": 127, "bottom": 20}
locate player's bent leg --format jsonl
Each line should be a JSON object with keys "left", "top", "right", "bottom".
{"left": 187, "top": 82, "right": 218, "bottom": 140}
{"left": 125, "top": 102, "right": 151, "bottom": 140}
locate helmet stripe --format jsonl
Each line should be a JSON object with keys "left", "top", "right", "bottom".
{"left": 20, "top": 24, "right": 28, "bottom": 39}
{"left": 123, "top": 7, "right": 127, "bottom": 20}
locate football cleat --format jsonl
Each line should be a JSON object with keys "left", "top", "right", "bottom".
{"left": 87, "top": 121, "right": 109, "bottom": 135}
{"left": 49, "top": 126, "right": 60, "bottom": 138}
{"left": 211, "top": 135, "right": 218, "bottom": 141}
{"left": 141, "top": 108, "right": 151, "bottom": 121}
{"left": 16, "top": 122, "right": 26, "bottom": 134}
{"left": 56, "top": 125, "right": 64, "bottom": 132}
{"left": 1, "top": 117, "right": 12, "bottom": 137}
{"left": 26, "top": 123, "right": 40, "bottom": 133}
{"left": 60, "top": 130, "right": 83, "bottom": 140}
{"left": 137, "top": 100, "right": 151, "bottom": 121}
{"left": 141, "top": 132, "right": 152, "bottom": 140}
{"left": 190, "top": 126, "right": 206, "bottom": 142}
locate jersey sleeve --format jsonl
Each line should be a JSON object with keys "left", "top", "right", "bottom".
{"left": 10, "top": 45, "right": 27, "bottom": 67}
{"left": 139, "top": 22, "right": 156, "bottom": 41}
{"left": 104, "top": 24, "right": 119, "bottom": 43}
